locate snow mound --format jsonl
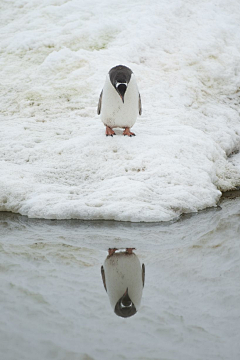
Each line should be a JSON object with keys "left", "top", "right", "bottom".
{"left": 0, "top": 0, "right": 240, "bottom": 221}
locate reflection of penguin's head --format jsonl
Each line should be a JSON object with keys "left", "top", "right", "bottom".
{"left": 101, "top": 249, "right": 145, "bottom": 318}
{"left": 114, "top": 288, "right": 137, "bottom": 318}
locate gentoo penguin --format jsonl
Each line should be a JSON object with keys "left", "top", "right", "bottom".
{"left": 97, "top": 65, "right": 142, "bottom": 137}
{"left": 101, "top": 248, "right": 145, "bottom": 318}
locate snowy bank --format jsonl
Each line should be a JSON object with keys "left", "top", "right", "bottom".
{"left": 0, "top": 0, "right": 240, "bottom": 221}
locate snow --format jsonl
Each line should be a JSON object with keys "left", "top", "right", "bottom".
{"left": 0, "top": 0, "right": 240, "bottom": 221}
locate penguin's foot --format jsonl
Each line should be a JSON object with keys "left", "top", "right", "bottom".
{"left": 108, "top": 248, "right": 118, "bottom": 257}
{"left": 123, "top": 127, "right": 135, "bottom": 137}
{"left": 106, "top": 126, "right": 116, "bottom": 137}
{"left": 125, "top": 248, "right": 136, "bottom": 254}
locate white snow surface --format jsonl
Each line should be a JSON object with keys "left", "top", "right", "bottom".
{"left": 0, "top": 0, "right": 240, "bottom": 221}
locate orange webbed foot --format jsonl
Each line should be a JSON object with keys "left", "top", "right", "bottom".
{"left": 108, "top": 248, "right": 118, "bottom": 257}
{"left": 106, "top": 126, "right": 116, "bottom": 137}
{"left": 123, "top": 127, "right": 135, "bottom": 137}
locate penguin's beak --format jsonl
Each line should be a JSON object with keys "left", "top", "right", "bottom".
{"left": 116, "top": 83, "right": 127, "bottom": 103}
{"left": 123, "top": 288, "right": 128, "bottom": 296}
{"left": 121, "top": 288, "right": 131, "bottom": 307}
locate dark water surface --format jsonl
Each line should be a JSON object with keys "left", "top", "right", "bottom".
{"left": 0, "top": 196, "right": 240, "bottom": 360}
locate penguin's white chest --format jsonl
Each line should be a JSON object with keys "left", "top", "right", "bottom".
{"left": 101, "top": 75, "right": 139, "bottom": 129}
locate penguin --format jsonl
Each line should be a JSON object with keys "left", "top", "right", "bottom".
{"left": 101, "top": 248, "right": 145, "bottom": 318}
{"left": 97, "top": 65, "right": 142, "bottom": 137}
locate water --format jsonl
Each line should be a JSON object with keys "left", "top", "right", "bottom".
{"left": 0, "top": 195, "right": 240, "bottom": 360}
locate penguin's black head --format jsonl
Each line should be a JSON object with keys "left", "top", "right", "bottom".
{"left": 114, "top": 288, "right": 137, "bottom": 318}
{"left": 109, "top": 65, "right": 133, "bottom": 103}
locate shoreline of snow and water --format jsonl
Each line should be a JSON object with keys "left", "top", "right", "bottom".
{"left": 1, "top": 177, "right": 240, "bottom": 223}
{"left": 1, "top": 0, "right": 240, "bottom": 222}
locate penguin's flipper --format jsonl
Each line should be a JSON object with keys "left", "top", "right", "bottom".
{"left": 138, "top": 93, "right": 142, "bottom": 116}
{"left": 142, "top": 263, "right": 145, "bottom": 287}
{"left": 97, "top": 90, "right": 103, "bottom": 115}
{"left": 101, "top": 265, "right": 107, "bottom": 292}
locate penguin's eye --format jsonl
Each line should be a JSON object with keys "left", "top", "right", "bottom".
{"left": 116, "top": 82, "right": 127, "bottom": 88}
{"left": 118, "top": 84, "right": 126, "bottom": 92}
{"left": 120, "top": 301, "right": 132, "bottom": 308}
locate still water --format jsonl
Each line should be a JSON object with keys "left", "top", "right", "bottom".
{"left": 0, "top": 195, "right": 240, "bottom": 360}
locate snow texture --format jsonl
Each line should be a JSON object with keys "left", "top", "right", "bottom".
{"left": 0, "top": 0, "right": 240, "bottom": 221}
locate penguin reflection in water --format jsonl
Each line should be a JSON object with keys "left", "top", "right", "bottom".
{"left": 101, "top": 248, "right": 145, "bottom": 318}
{"left": 97, "top": 65, "right": 142, "bottom": 137}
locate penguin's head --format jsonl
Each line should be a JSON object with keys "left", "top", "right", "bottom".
{"left": 109, "top": 65, "right": 133, "bottom": 103}
{"left": 114, "top": 288, "right": 137, "bottom": 318}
